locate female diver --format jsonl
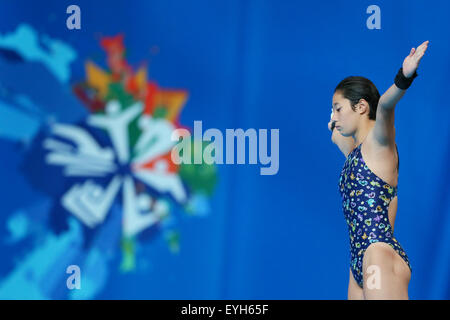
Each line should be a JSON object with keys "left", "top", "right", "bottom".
{"left": 328, "top": 40, "right": 429, "bottom": 299}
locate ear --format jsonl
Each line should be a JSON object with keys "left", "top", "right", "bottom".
{"left": 357, "top": 99, "right": 370, "bottom": 115}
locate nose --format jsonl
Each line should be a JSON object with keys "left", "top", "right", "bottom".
{"left": 331, "top": 111, "right": 338, "bottom": 122}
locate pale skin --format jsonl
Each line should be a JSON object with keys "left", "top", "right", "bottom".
{"left": 329, "top": 41, "right": 429, "bottom": 300}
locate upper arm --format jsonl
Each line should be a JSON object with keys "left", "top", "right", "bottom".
{"left": 373, "top": 104, "right": 396, "bottom": 146}
{"left": 331, "top": 129, "right": 355, "bottom": 157}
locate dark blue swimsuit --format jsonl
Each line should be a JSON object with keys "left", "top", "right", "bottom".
{"left": 339, "top": 142, "right": 412, "bottom": 288}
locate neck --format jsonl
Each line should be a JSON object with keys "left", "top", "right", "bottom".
{"left": 353, "top": 120, "right": 375, "bottom": 145}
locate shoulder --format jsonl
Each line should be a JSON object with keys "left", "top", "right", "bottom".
{"left": 362, "top": 128, "right": 399, "bottom": 184}
{"left": 365, "top": 127, "right": 397, "bottom": 157}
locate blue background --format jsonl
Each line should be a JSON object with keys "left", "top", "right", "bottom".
{"left": 0, "top": 0, "right": 449, "bottom": 299}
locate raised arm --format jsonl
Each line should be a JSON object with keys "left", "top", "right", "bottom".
{"left": 373, "top": 41, "right": 429, "bottom": 145}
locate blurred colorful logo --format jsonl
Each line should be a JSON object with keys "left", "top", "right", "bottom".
{"left": 0, "top": 24, "right": 216, "bottom": 299}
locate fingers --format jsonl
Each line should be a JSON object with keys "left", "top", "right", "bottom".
{"left": 414, "top": 40, "right": 429, "bottom": 60}
{"left": 417, "top": 40, "right": 429, "bottom": 52}
{"left": 328, "top": 120, "right": 336, "bottom": 132}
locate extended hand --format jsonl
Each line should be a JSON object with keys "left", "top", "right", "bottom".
{"left": 402, "top": 40, "right": 429, "bottom": 78}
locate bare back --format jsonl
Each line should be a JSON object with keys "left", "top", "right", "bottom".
{"left": 359, "top": 127, "right": 400, "bottom": 231}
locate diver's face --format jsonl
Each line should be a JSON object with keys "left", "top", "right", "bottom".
{"left": 331, "top": 91, "right": 359, "bottom": 137}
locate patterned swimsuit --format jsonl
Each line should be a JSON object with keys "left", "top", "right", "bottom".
{"left": 339, "top": 142, "right": 412, "bottom": 288}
